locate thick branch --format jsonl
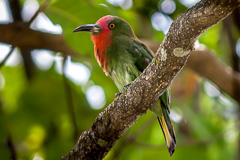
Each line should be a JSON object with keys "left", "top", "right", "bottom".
{"left": 61, "top": 0, "right": 240, "bottom": 159}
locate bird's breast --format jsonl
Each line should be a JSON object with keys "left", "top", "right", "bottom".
{"left": 91, "top": 30, "right": 112, "bottom": 75}
{"left": 107, "top": 55, "right": 140, "bottom": 92}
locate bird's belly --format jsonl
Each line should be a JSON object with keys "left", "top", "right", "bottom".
{"left": 109, "top": 64, "right": 140, "bottom": 92}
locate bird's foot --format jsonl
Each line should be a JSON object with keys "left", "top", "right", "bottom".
{"left": 123, "top": 83, "right": 131, "bottom": 90}
{"left": 115, "top": 92, "right": 122, "bottom": 97}
{"left": 115, "top": 83, "right": 132, "bottom": 97}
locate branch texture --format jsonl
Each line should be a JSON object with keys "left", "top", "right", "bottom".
{"left": 60, "top": 0, "right": 240, "bottom": 159}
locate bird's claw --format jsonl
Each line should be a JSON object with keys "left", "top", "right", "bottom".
{"left": 115, "top": 83, "right": 131, "bottom": 97}
{"left": 115, "top": 92, "right": 122, "bottom": 97}
{"left": 123, "top": 83, "right": 131, "bottom": 90}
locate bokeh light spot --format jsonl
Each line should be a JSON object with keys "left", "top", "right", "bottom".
{"left": 0, "top": 43, "right": 22, "bottom": 67}
{"left": 160, "top": 0, "right": 176, "bottom": 14}
{"left": 0, "top": 0, "right": 11, "bottom": 23}
{"left": 64, "top": 57, "right": 91, "bottom": 85}
{"left": 204, "top": 81, "right": 220, "bottom": 97}
{"left": 179, "top": 0, "right": 200, "bottom": 7}
{"left": 86, "top": 85, "right": 106, "bottom": 110}
{"left": 107, "top": 0, "right": 133, "bottom": 10}
{"left": 30, "top": 13, "right": 62, "bottom": 34}
{"left": 25, "top": 125, "right": 46, "bottom": 150}
{"left": 236, "top": 38, "right": 240, "bottom": 57}
{"left": 22, "top": 0, "right": 39, "bottom": 21}
{"left": 31, "top": 49, "right": 55, "bottom": 70}
{"left": 170, "top": 109, "right": 182, "bottom": 123}
{"left": 151, "top": 12, "right": 172, "bottom": 34}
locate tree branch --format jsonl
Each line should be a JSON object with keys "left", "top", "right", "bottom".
{"left": 60, "top": 0, "right": 240, "bottom": 159}
{"left": 0, "top": 46, "right": 15, "bottom": 68}
{"left": 0, "top": 23, "right": 78, "bottom": 56}
{"left": 6, "top": 134, "right": 17, "bottom": 160}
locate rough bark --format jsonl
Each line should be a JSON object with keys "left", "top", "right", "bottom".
{"left": 60, "top": 0, "right": 240, "bottom": 159}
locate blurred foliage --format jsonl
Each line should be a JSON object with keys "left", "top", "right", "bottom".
{"left": 0, "top": 0, "right": 239, "bottom": 160}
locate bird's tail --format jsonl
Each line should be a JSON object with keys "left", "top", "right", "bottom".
{"left": 157, "top": 112, "right": 176, "bottom": 157}
{"left": 150, "top": 90, "right": 176, "bottom": 156}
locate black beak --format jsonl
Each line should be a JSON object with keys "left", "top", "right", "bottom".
{"left": 72, "top": 24, "right": 101, "bottom": 34}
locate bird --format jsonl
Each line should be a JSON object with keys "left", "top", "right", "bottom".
{"left": 72, "top": 15, "right": 176, "bottom": 156}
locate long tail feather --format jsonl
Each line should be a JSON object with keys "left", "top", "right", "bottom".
{"left": 150, "top": 90, "right": 176, "bottom": 156}
{"left": 157, "top": 115, "right": 176, "bottom": 156}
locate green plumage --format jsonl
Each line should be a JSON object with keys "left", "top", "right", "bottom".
{"left": 107, "top": 39, "right": 152, "bottom": 91}
{"left": 73, "top": 15, "right": 176, "bottom": 156}
{"left": 104, "top": 17, "right": 176, "bottom": 156}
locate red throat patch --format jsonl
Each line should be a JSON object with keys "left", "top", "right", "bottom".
{"left": 91, "top": 29, "right": 112, "bottom": 76}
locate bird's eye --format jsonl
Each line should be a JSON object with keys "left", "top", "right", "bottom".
{"left": 108, "top": 23, "right": 116, "bottom": 29}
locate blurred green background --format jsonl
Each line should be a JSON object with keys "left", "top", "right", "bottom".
{"left": 0, "top": 0, "right": 239, "bottom": 159}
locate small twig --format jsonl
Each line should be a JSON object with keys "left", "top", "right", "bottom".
{"left": 6, "top": 134, "right": 17, "bottom": 160}
{"left": 62, "top": 57, "right": 79, "bottom": 141}
{"left": 27, "top": 0, "right": 51, "bottom": 25}
{"left": 0, "top": 46, "right": 15, "bottom": 69}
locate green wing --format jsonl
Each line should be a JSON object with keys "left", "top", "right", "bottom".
{"left": 126, "top": 39, "right": 153, "bottom": 72}
{"left": 160, "top": 89, "right": 171, "bottom": 113}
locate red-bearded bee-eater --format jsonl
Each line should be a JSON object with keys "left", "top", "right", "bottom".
{"left": 73, "top": 15, "right": 176, "bottom": 156}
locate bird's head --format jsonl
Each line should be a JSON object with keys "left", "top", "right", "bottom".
{"left": 72, "top": 15, "right": 135, "bottom": 40}
{"left": 72, "top": 15, "right": 135, "bottom": 76}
